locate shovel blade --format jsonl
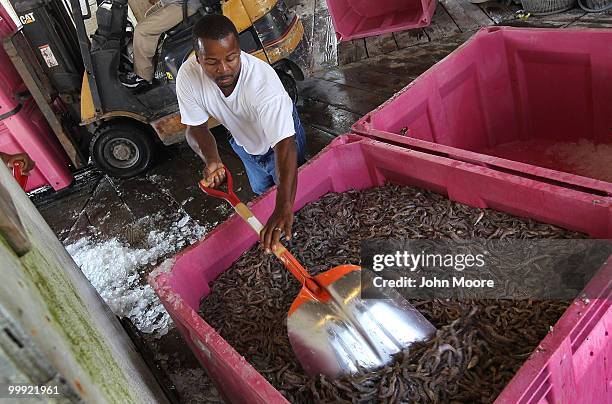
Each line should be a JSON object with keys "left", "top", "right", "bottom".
{"left": 287, "top": 268, "right": 435, "bottom": 378}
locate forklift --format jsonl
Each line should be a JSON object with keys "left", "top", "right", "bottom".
{"left": 4, "top": 0, "right": 309, "bottom": 178}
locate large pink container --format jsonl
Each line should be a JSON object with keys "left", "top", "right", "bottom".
{"left": 150, "top": 135, "right": 612, "bottom": 404}
{"left": 325, "top": 0, "right": 437, "bottom": 41}
{"left": 0, "top": 3, "right": 73, "bottom": 191}
{"left": 353, "top": 27, "right": 612, "bottom": 196}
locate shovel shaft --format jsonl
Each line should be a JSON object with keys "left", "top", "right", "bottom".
{"left": 199, "top": 168, "right": 324, "bottom": 296}
{"left": 233, "top": 202, "right": 321, "bottom": 294}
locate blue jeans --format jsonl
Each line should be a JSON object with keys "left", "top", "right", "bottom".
{"left": 229, "top": 105, "right": 306, "bottom": 195}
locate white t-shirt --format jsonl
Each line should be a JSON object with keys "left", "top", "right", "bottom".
{"left": 176, "top": 52, "right": 295, "bottom": 156}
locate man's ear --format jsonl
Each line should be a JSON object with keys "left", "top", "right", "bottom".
{"left": 193, "top": 39, "right": 201, "bottom": 62}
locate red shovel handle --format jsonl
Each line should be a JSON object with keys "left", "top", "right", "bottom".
{"left": 12, "top": 161, "right": 28, "bottom": 190}
{"left": 198, "top": 165, "right": 240, "bottom": 206}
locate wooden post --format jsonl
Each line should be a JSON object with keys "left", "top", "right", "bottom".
{"left": 0, "top": 164, "right": 169, "bottom": 404}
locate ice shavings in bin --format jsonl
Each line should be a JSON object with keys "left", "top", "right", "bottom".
{"left": 546, "top": 139, "right": 612, "bottom": 182}
{"left": 66, "top": 215, "right": 210, "bottom": 336}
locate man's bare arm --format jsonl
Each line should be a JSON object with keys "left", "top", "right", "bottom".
{"left": 185, "top": 123, "right": 225, "bottom": 187}
{"left": 260, "top": 137, "right": 298, "bottom": 252}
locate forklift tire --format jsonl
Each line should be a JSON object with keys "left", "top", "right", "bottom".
{"left": 90, "top": 123, "right": 155, "bottom": 178}
{"left": 277, "top": 70, "right": 298, "bottom": 104}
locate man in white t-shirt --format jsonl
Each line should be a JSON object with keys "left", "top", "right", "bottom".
{"left": 176, "top": 14, "right": 306, "bottom": 253}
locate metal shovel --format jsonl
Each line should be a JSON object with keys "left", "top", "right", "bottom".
{"left": 199, "top": 166, "right": 436, "bottom": 378}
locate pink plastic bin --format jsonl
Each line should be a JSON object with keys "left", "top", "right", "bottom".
{"left": 325, "top": 0, "right": 437, "bottom": 41}
{"left": 353, "top": 27, "right": 612, "bottom": 196}
{"left": 150, "top": 135, "right": 611, "bottom": 404}
{"left": 0, "top": 3, "right": 73, "bottom": 191}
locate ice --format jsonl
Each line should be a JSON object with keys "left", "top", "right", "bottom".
{"left": 65, "top": 216, "right": 209, "bottom": 336}
{"left": 546, "top": 139, "right": 612, "bottom": 182}
{"left": 147, "top": 174, "right": 165, "bottom": 183}
{"left": 151, "top": 258, "right": 176, "bottom": 277}
{"left": 181, "top": 196, "right": 195, "bottom": 206}
{"left": 177, "top": 215, "right": 190, "bottom": 228}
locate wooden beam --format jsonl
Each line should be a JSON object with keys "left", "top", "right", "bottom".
{"left": 365, "top": 33, "right": 398, "bottom": 57}
{"left": 499, "top": 8, "right": 586, "bottom": 28}
{"left": 423, "top": 5, "right": 462, "bottom": 41}
{"left": 478, "top": 1, "right": 519, "bottom": 24}
{"left": 363, "top": 35, "right": 467, "bottom": 78}
{"left": 567, "top": 10, "right": 612, "bottom": 28}
{"left": 337, "top": 39, "right": 368, "bottom": 65}
{"left": 393, "top": 29, "right": 429, "bottom": 49}
{"left": 439, "top": 0, "right": 493, "bottom": 31}
{"left": 0, "top": 181, "right": 30, "bottom": 256}
{"left": 529, "top": 9, "right": 585, "bottom": 27}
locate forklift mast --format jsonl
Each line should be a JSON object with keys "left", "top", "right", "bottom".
{"left": 9, "top": 0, "right": 84, "bottom": 101}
